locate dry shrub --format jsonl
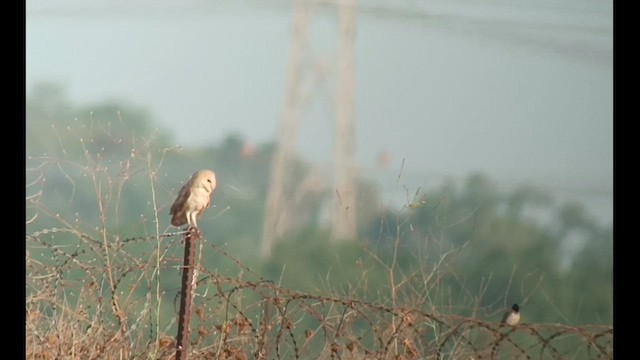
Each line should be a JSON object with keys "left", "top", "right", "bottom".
{"left": 26, "top": 130, "right": 612, "bottom": 359}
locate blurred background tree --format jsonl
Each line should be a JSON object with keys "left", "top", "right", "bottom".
{"left": 26, "top": 82, "right": 612, "bottom": 326}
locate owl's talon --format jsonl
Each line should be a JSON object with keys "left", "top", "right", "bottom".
{"left": 185, "top": 226, "right": 202, "bottom": 238}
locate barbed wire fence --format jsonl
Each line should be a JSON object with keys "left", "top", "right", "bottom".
{"left": 26, "top": 228, "right": 612, "bottom": 360}
{"left": 25, "top": 124, "right": 612, "bottom": 359}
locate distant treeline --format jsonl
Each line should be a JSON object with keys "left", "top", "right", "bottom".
{"left": 26, "top": 82, "right": 612, "bottom": 326}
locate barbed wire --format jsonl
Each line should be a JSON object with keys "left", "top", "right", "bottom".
{"left": 26, "top": 229, "right": 613, "bottom": 360}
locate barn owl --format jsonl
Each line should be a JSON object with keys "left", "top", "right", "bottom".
{"left": 170, "top": 169, "right": 217, "bottom": 229}
{"left": 500, "top": 304, "right": 521, "bottom": 326}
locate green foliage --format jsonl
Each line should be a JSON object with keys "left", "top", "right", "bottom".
{"left": 26, "top": 81, "right": 612, "bottom": 333}
{"left": 359, "top": 174, "right": 612, "bottom": 325}
{"left": 262, "top": 228, "right": 377, "bottom": 294}
{"left": 27, "top": 82, "right": 171, "bottom": 161}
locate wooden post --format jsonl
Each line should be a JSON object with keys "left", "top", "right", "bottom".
{"left": 175, "top": 229, "right": 199, "bottom": 360}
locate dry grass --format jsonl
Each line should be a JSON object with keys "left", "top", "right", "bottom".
{"left": 26, "top": 131, "right": 612, "bottom": 359}
{"left": 26, "top": 227, "right": 612, "bottom": 360}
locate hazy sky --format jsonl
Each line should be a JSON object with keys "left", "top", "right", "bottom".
{"left": 26, "top": 0, "right": 613, "bottom": 223}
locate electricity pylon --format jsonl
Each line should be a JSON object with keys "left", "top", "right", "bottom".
{"left": 261, "top": 0, "right": 358, "bottom": 260}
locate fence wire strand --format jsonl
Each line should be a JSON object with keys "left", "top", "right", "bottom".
{"left": 26, "top": 230, "right": 613, "bottom": 360}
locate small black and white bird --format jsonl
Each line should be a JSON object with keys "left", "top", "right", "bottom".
{"left": 501, "top": 304, "right": 521, "bottom": 326}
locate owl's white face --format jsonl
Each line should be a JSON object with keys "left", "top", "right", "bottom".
{"left": 193, "top": 170, "right": 216, "bottom": 193}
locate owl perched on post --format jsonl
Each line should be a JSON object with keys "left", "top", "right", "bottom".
{"left": 170, "top": 170, "right": 217, "bottom": 229}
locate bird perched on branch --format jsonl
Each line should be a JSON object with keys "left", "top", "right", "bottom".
{"left": 501, "top": 303, "right": 521, "bottom": 326}
{"left": 170, "top": 169, "right": 217, "bottom": 230}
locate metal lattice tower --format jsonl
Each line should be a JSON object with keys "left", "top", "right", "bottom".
{"left": 261, "top": 0, "right": 358, "bottom": 260}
